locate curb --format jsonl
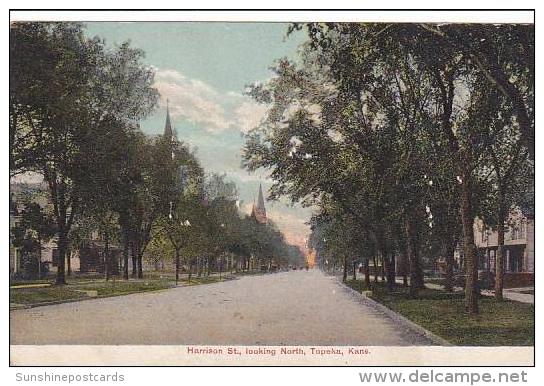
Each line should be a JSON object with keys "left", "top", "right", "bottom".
{"left": 9, "top": 286, "right": 177, "bottom": 311}
{"left": 10, "top": 275, "right": 242, "bottom": 311}
{"left": 338, "top": 279, "right": 452, "bottom": 346}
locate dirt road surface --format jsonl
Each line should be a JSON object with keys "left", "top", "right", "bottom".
{"left": 10, "top": 270, "right": 433, "bottom": 345}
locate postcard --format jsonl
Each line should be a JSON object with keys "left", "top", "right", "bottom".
{"left": 9, "top": 9, "right": 534, "bottom": 367}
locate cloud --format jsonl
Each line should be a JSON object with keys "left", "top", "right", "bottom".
{"left": 154, "top": 69, "right": 268, "bottom": 134}
{"left": 233, "top": 100, "right": 269, "bottom": 133}
{"left": 228, "top": 170, "right": 274, "bottom": 184}
{"left": 152, "top": 69, "right": 312, "bottom": 251}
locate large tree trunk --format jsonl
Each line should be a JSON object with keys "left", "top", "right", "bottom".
{"left": 364, "top": 259, "right": 370, "bottom": 289}
{"left": 175, "top": 249, "right": 180, "bottom": 285}
{"left": 372, "top": 256, "right": 378, "bottom": 283}
{"left": 38, "top": 237, "right": 42, "bottom": 279}
{"left": 66, "top": 247, "right": 71, "bottom": 277}
{"left": 104, "top": 231, "right": 110, "bottom": 281}
{"left": 400, "top": 248, "right": 409, "bottom": 287}
{"left": 130, "top": 241, "right": 137, "bottom": 278}
{"left": 495, "top": 190, "right": 506, "bottom": 301}
{"left": 352, "top": 259, "right": 357, "bottom": 281}
{"left": 47, "top": 174, "right": 68, "bottom": 285}
{"left": 387, "top": 252, "right": 396, "bottom": 291}
{"left": 460, "top": 170, "right": 479, "bottom": 315}
{"left": 444, "top": 238, "right": 456, "bottom": 292}
{"left": 433, "top": 64, "right": 478, "bottom": 313}
{"left": 55, "top": 229, "right": 68, "bottom": 285}
{"left": 405, "top": 215, "right": 424, "bottom": 297}
{"left": 378, "top": 231, "right": 395, "bottom": 291}
{"left": 123, "top": 230, "right": 129, "bottom": 280}
{"left": 405, "top": 217, "right": 417, "bottom": 297}
{"left": 137, "top": 244, "right": 143, "bottom": 279}
{"left": 383, "top": 254, "right": 393, "bottom": 291}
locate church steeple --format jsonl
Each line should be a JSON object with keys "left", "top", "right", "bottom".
{"left": 251, "top": 183, "right": 267, "bottom": 224}
{"left": 257, "top": 183, "right": 266, "bottom": 215}
{"left": 164, "top": 98, "right": 173, "bottom": 140}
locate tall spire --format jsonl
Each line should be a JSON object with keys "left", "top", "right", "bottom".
{"left": 257, "top": 183, "right": 266, "bottom": 213}
{"left": 251, "top": 183, "right": 267, "bottom": 224}
{"left": 164, "top": 98, "right": 173, "bottom": 139}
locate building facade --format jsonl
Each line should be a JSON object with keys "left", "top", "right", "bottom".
{"left": 10, "top": 184, "right": 116, "bottom": 278}
{"left": 473, "top": 207, "right": 534, "bottom": 286}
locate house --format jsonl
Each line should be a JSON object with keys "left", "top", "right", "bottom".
{"left": 8, "top": 184, "right": 68, "bottom": 277}
{"left": 9, "top": 183, "right": 116, "bottom": 278}
{"left": 473, "top": 207, "right": 534, "bottom": 287}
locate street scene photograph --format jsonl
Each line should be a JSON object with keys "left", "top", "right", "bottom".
{"left": 9, "top": 11, "right": 534, "bottom": 366}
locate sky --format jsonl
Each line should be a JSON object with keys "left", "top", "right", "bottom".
{"left": 84, "top": 22, "right": 314, "bottom": 250}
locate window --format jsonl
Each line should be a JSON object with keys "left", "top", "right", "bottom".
{"left": 481, "top": 226, "right": 488, "bottom": 243}
{"left": 509, "top": 255, "right": 523, "bottom": 272}
{"left": 510, "top": 225, "right": 520, "bottom": 240}
{"left": 520, "top": 222, "right": 526, "bottom": 239}
{"left": 479, "top": 254, "right": 486, "bottom": 270}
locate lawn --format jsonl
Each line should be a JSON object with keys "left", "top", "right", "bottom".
{"left": 344, "top": 278, "right": 368, "bottom": 293}
{"left": 10, "top": 272, "right": 237, "bottom": 307}
{"left": 10, "top": 273, "right": 110, "bottom": 287}
{"left": 345, "top": 280, "right": 534, "bottom": 346}
{"left": 10, "top": 286, "right": 88, "bottom": 305}
{"left": 10, "top": 279, "right": 175, "bottom": 305}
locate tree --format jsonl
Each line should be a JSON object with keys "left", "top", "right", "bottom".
{"left": 309, "top": 205, "right": 368, "bottom": 284}
{"left": 153, "top": 136, "right": 206, "bottom": 283}
{"left": 244, "top": 25, "right": 433, "bottom": 295}
{"left": 245, "top": 22, "right": 532, "bottom": 314}
{"left": 417, "top": 24, "right": 534, "bottom": 159}
{"left": 158, "top": 197, "right": 196, "bottom": 285}
{"left": 10, "top": 22, "right": 158, "bottom": 284}
{"left": 477, "top": 97, "right": 533, "bottom": 300}
{"left": 383, "top": 23, "right": 533, "bottom": 310}
{"left": 303, "top": 22, "right": 533, "bottom": 313}
{"left": 204, "top": 173, "right": 240, "bottom": 275}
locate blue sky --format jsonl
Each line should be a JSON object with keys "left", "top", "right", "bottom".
{"left": 84, "top": 22, "right": 313, "bottom": 248}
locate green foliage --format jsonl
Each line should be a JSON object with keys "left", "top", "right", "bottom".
{"left": 243, "top": 23, "right": 534, "bottom": 311}
{"left": 11, "top": 201, "right": 57, "bottom": 279}
{"left": 10, "top": 22, "right": 159, "bottom": 283}
{"left": 11, "top": 202, "right": 56, "bottom": 250}
{"left": 149, "top": 171, "right": 305, "bottom": 272}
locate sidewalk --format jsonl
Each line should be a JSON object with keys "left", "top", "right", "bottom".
{"left": 356, "top": 275, "right": 534, "bottom": 304}
{"left": 499, "top": 287, "right": 534, "bottom": 304}
{"left": 429, "top": 283, "right": 534, "bottom": 305}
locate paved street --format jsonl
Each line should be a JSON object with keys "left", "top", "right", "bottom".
{"left": 11, "top": 270, "right": 433, "bottom": 345}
